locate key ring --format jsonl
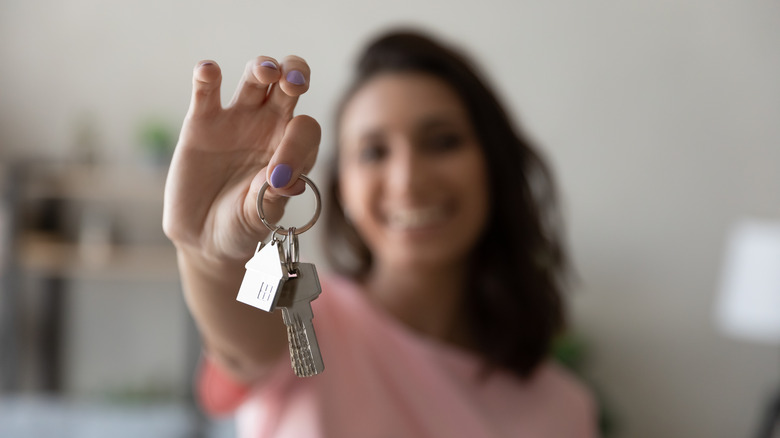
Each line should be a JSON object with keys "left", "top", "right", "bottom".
{"left": 283, "top": 227, "right": 299, "bottom": 273}
{"left": 256, "top": 174, "right": 322, "bottom": 235}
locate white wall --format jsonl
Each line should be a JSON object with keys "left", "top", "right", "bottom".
{"left": 2, "top": 1, "right": 779, "bottom": 437}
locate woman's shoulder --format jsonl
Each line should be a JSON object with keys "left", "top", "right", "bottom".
{"left": 534, "top": 361, "right": 595, "bottom": 407}
{"left": 462, "top": 361, "right": 597, "bottom": 436}
{"left": 518, "top": 362, "right": 598, "bottom": 432}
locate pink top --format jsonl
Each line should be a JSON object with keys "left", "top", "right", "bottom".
{"left": 198, "top": 275, "right": 598, "bottom": 438}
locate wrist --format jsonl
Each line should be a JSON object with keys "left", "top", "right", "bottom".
{"left": 175, "top": 244, "right": 247, "bottom": 280}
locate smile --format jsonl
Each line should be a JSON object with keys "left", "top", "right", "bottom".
{"left": 386, "top": 206, "right": 449, "bottom": 230}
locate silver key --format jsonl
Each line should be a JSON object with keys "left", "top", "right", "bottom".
{"left": 275, "top": 262, "right": 324, "bottom": 377}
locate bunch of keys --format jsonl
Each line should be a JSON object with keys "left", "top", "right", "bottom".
{"left": 235, "top": 175, "right": 325, "bottom": 377}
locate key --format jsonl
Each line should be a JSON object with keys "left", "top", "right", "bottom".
{"left": 276, "top": 262, "right": 325, "bottom": 377}
{"left": 236, "top": 240, "right": 288, "bottom": 312}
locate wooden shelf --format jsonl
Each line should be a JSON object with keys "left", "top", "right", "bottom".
{"left": 19, "top": 232, "right": 179, "bottom": 282}
{"left": 22, "top": 163, "right": 167, "bottom": 203}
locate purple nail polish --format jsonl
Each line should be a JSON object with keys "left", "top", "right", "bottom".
{"left": 260, "top": 61, "right": 277, "bottom": 70}
{"left": 286, "top": 70, "right": 306, "bottom": 85}
{"left": 270, "top": 164, "right": 293, "bottom": 188}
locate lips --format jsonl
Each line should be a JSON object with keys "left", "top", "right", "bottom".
{"left": 386, "top": 205, "right": 449, "bottom": 230}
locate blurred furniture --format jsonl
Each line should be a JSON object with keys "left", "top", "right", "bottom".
{"left": 0, "top": 159, "right": 218, "bottom": 437}
{"left": 716, "top": 219, "right": 780, "bottom": 438}
{"left": 0, "top": 160, "right": 182, "bottom": 392}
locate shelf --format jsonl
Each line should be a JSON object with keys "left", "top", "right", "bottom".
{"left": 19, "top": 232, "right": 179, "bottom": 282}
{"left": 21, "top": 163, "right": 168, "bottom": 203}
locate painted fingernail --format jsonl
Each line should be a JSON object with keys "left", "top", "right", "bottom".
{"left": 260, "top": 60, "right": 277, "bottom": 70}
{"left": 286, "top": 70, "right": 306, "bottom": 85}
{"left": 270, "top": 164, "right": 293, "bottom": 188}
{"left": 200, "top": 62, "right": 214, "bottom": 67}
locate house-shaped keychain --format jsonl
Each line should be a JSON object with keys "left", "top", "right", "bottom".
{"left": 236, "top": 241, "right": 288, "bottom": 312}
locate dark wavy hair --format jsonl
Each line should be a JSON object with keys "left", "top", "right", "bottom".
{"left": 323, "top": 29, "right": 569, "bottom": 379}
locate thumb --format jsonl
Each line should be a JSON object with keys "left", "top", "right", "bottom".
{"left": 243, "top": 167, "right": 290, "bottom": 239}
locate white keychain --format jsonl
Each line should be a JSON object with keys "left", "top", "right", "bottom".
{"left": 236, "top": 239, "right": 288, "bottom": 312}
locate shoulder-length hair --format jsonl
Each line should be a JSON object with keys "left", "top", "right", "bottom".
{"left": 323, "top": 29, "right": 569, "bottom": 379}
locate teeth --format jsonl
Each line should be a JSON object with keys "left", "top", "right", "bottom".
{"left": 387, "top": 207, "right": 447, "bottom": 230}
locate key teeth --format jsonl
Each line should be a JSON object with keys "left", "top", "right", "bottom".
{"left": 284, "top": 314, "right": 323, "bottom": 377}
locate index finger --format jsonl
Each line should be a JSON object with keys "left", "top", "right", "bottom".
{"left": 265, "top": 55, "right": 311, "bottom": 117}
{"left": 266, "top": 114, "right": 321, "bottom": 192}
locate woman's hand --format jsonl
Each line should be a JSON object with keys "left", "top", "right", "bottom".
{"left": 161, "top": 56, "right": 320, "bottom": 382}
{"left": 163, "top": 56, "right": 320, "bottom": 263}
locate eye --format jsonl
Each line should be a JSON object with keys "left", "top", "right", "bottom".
{"left": 425, "top": 132, "right": 463, "bottom": 153}
{"left": 358, "top": 142, "right": 388, "bottom": 163}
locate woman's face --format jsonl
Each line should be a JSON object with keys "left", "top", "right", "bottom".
{"left": 338, "top": 72, "right": 490, "bottom": 271}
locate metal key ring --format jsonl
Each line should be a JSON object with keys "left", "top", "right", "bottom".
{"left": 256, "top": 174, "right": 322, "bottom": 235}
{"left": 283, "top": 227, "right": 299, "bottom": 273}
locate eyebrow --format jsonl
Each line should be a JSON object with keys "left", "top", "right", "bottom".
{"left": 415, "top": 112, "right": 466, "bottom": 133}
{"left": 345, "top": 111, "right": 468, "bottom": 146}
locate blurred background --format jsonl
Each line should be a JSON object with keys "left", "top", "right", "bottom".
{"left": 1, "top": 1, "right": 779, "bottom": 437}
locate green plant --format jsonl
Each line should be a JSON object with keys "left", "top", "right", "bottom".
{"left": 137, "top": 117, "right": 176, "bottom": 163}
{"left": 553, "top": 332, "right": 619, "bottom": 437}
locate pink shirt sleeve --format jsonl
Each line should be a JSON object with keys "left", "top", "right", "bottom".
{"left": 196, "top": 354, "right": 251, "bottom": 416}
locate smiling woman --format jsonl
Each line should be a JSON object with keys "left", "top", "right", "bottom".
{"left": 324, "top": 32, "right": 570, "bottom": 378}
{"left": 337, "top": 72, "right": 490, "bottom": 272}
{"left": 163, "top": 29, "right": 597, "bottom": 437}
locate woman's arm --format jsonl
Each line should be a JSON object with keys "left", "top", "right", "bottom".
{"left": 163, "top": 56, "right": 320, "bottom": 384}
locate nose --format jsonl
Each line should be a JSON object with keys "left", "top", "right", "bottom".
{"left": 386, "top": 140, "right": 426, "bottom": 197}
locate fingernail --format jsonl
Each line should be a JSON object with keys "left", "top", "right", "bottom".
{"left": 286, "top": 70, "right": 306, "bottom": 85}
{"left": 270, "top": 164, "right": 293, "bottom": 188}
{"left": 260, "top": 60, "right": 277, "bottom": 70}
{"left": 200, "top": 62, "right": 214, "bottom": 67}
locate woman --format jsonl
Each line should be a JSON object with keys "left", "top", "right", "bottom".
{"left": 163, "top": 30, "right": 597, "bottom": 437}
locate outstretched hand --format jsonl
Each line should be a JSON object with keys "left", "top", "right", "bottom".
{"left": 163, "top": 56, "right": 321, "bottom": 262}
